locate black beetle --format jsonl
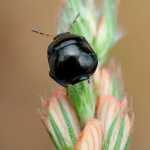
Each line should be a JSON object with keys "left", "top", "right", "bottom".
{"left": 47, "top": 32, "right": 98, "bottom": 87}
{"left": 31, "top": 13, "right": 98, "bottom": 88}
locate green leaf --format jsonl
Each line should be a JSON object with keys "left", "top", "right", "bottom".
{"left": 44, "top": 124, "right": 60, "bottom": 150}
{"left": 68, "top": 80, "right": 95, "bottom": 126}
{"left": 58, "top": 101, "right": 77, "bottom": 147}
{"left": 114, "top": 113, "right": 125, "bottom": 150}
{"left": 124, "top": 132, "right": 131, "bottom": 150}
{"left": 46, "top": 110, "right": 68, "bottom": 149}
{"left": 93, "top": 0, "right": 117, "bottom": 65}
{"left": 102, "top": 110, "right": 121, "bottom": 150}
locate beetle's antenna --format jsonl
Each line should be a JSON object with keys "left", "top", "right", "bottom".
{"left": 66, "top": 13, "right": 80, "bottom": 32}
{"left": 31, "top": 29, "right": 55, "bottom": 38}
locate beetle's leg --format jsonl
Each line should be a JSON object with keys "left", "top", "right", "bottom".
{"left": 49, "top": 72, "right": 67, "bottom": 87}
{"left": 66, "top": 85, "right": 68, "bottom": 96}
{"left": 88, "top": 79, "right": 90, "bottom": 84}
{"left": 72, "top": 76, "right": 89, "bottom": 85}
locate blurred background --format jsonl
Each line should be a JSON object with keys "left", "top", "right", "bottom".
{"left": 0, "top": 0, "right": 149, "bottom": 149}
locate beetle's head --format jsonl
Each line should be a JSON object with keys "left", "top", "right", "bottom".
{"left": 54, "top": 32, "right": 70, "bottom": 40}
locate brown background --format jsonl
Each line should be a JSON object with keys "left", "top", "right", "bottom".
{"left": 0, "top": 0, "right": 149, "bottom": 150}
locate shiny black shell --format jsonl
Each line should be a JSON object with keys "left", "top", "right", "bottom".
{"left": 47, "top": 32, "right": 98, "bottom": 87}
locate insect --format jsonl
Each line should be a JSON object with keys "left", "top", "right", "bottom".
{"left": 31, "top": 13, "right": 98, "bottom": 89}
